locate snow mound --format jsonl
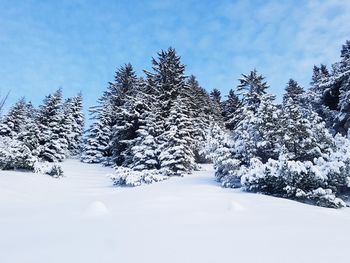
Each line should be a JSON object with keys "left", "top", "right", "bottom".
{"left": 228, "top": 200, "right": 245, "bottom": 211}
{"left": 83, "top": 201, "right": 109, "bottom": 218}
{"left": 110, "top": 167, "right": 168, "bottom": 186}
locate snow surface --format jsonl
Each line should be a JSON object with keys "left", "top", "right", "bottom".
{"left": 0, "top": 159, "right": 350, "bottom": 263}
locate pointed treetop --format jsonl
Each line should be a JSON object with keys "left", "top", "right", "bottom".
{"left": 283, "top": 79, "right": 304, "bottom": 104}
{"left": 237, "top": 69, "right": 269, "bottom": 109}
{"left": 210, "top": 88, "right": 221, "bottom": 104}
{"left": 341, "top": 40, "right": 350, "bottom": 60}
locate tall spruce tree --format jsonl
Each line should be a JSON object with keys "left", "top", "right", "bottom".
{"left": 144, "top": 48, "right": 196, "bottom": 175}
{"left": 68, "top": 93, "right": 85, "bottom": 156}
{"left": 222, "top": 89, "right": 240, "bottom": 130}
{"left": 82, "top": 64, "right": 137, "bottom": 164}
{"left": 109, "top": 64, "right": 139, "bottom": 166}
{"left": 158, "top": 93, "right": 196, "bottom": 175}
{"left": 237, "top": 69, "right": 268, "bottom": 112}
{"left": 283, "top": 79, "right": 304, "bottom": 105}
{"left": 37, "top": 89, "right": 66, "bottom": 162}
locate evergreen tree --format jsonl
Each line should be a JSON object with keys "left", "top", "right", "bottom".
{"left": 109, "top": 64, "right": 139, "bottom": 166}
{"left": 280, "top": 98, "right": 333, "bottom": 161}
{"left": 81, "top": 106, "right": 112, "bottom": 163}
{"left": 159, "top": 94, "right": 196, "bottom": 175}
{"left": 145, "top": 47, "right": 186, "bottom": 112}
{"left": 283, "top": 79, "right": 304, "bottom": 105}
{"left": 0, "top": 98, "right": 32, "bottom": 137}
{"left": 237, "top": 69, "right": 268, "bottom": 112}
{"left": 17, "top": 116, "right": 41, "bottom": 158}
{"left": 210, "top": 88, "right": 221, "bottom": 104}
{"left": 222, "top": 89, "right": 240, "bottom": 130}
{"left": 185, "top": 76, "right": 214, "bottom": 162}
{"left": 215, "top": 71, "right": 280, "bottom": 186}
{"left": 144, "top": 48, "right": 194, "bottom": 175}
{"left": 340, "top": 40, "right": 350, "bottom": 60}
{"left": 68, "top": 93, "right": 84, "bottom": 156}
{"left": 82, "top": 64, "right": 137, "bottom": 164}
{"left": 37, "top": 89, "right": 66, "bottom": 162}
{"left": 130, "top": 94, "right": 160, "bottom": 171}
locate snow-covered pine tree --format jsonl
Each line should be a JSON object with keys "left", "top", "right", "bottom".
{"left": 17, "top": 117, "right": 41, "bottom": 158}
{"left": 81, "top": 102, "right": 113, "bottom": 163}
{"left": 37, "top": 89, "right": 66, "bottom": 162}
{"left": 109, "top": 64, "right": 139, "bottom": 166}
{"left": 210, "top": 88, "right": 221, "bottom": 104}
{"left": 158, "top": 92, "right": 196, "bottom": 175}
{"left": 130, "top": 93, "right": 160, "bottom": 171}
{"left": 82, "top": 64, "right": 138, "bottom": 165}
{"left": 209, "top": 88, "right": 223, "bottom": 120}
{"left": 144, "top": 47, "right": 194, "bottom": 175}
{"left": 307, "top": 41, "right": 350, "bottom": 135}
{"left": 222, "top": 89, "right": 240, "bottom": 130}
{"left": 333, "top": 41, "right": 350, "bottom": 136}
{"left": 240, "top": 88, "right": 347, "bottom": 208}
{"left": 215, "top": 70, "right": 279, "bottom": 186}
{"left": 280, "top": 97, "right": 333, "bottom": 162}
{"left": 237, "top": 69, "right": 268, "bottom": 112}
{"left": 0, "top": 97, "right": 32, "bottom": 138}
{"left": 81, "top": 119, "right": 109, "bottom": 163}
{"left": 0, "top": 136, "right": 37, "bottom": 170}
{"left": 255, "top": 94, "right": 281, "bottom": 163}
{"left": 283, "top": 79, "right": 304, "bottom": 105}
{"left": 0, "top": 98, "right": 39, "bottom": 170}
{"left": 63, "top": 93, "right": 84, "bottom": 157}
{"left": 185, "top": 75, "right": 215, "bottom": 162}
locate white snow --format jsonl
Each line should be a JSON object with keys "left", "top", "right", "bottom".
{"left": 83, "top": 201, "right": 109, "bottom": 218}
{"left": 0, "top": 159, "right": 350, "bottom": 263}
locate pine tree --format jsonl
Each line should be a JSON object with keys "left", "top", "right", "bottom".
{"left": 215, "top": 71, "right": 279, "bottom": 186}
{"left": 81, "top": 106, "right": 112, "bottom": 163}
{"left": 130, "top": 94, "right": 160, "bottom": 171}
{"left": 185, "top": 75, "right": 215, "bottom": 162}
{"left": 82, "top": 64, "right": 137, "bottom": 164}
{"left": 159, "top": 94, "right": 196, "bottom": 175}
{"left": 68, "top": 93, "right": 84, "bottom": 156}
{"left": 144, "top": 47, "right": 186, "bottom": 116}
{"left": 222, "top": 89, "right": 240, "bottom": 130}
{"left": 109, "top": 64, "right": 139, "bottom": 166}
{"left": 0, "top": 98, "right": 39, "bottom": 170}
{"left": 280, "top": 98, "right": 332, "bottom": 161}
{"left": 17, "top": 116, "right": 41, "bottom": 158}
{"left": 283, "top": 79, "right": 304, "bottom": 105}
{"left": 340, "top": 40, "right": 350, "bottom": 60}
{"left": 0, "top": 97, "right": 32, "bottom": 138}
{"left": 144, "top": 48, "right": 194, "bottom": 175}
{"left": 237, "top": 69, "right": 268, "bottom": 112}
{"left": 210, "top": 88, "right": 221, "bottom": 104}
{"left": 37, "top": 89, "right": 66, "bottom": 162}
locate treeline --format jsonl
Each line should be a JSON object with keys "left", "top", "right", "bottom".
{"left": 1, "top": 41, "right": 350, "bottom": 208}
{"left": 0, "top": 90, "right": 84, "bottom": 170}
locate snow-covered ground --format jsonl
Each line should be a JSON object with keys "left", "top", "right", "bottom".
{"left": 0, "top": 160, "right": 349, "bottom": 263}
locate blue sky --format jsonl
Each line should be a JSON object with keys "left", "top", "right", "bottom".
{"left": 1, "top": 0, "right": 350, "bottom": 116}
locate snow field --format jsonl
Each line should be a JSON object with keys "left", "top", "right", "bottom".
{"left": 0, "top": 160, "right": 350, "bottom": 263}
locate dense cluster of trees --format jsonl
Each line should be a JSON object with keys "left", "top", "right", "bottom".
{"left": 209, "top": 41, "right": 350, "bottom": 208}
{"left": 82, "top": 48, "right": 221, "bottom": 185}
{"left": 1, "top": 41, "right": 350, "bottom": 207}
{"left": 0, "top": 89, "right": 84, "bottom": 170}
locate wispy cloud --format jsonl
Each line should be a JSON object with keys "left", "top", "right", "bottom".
{"left": 0, "top": 0, "right": 350, "bottom": 110}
